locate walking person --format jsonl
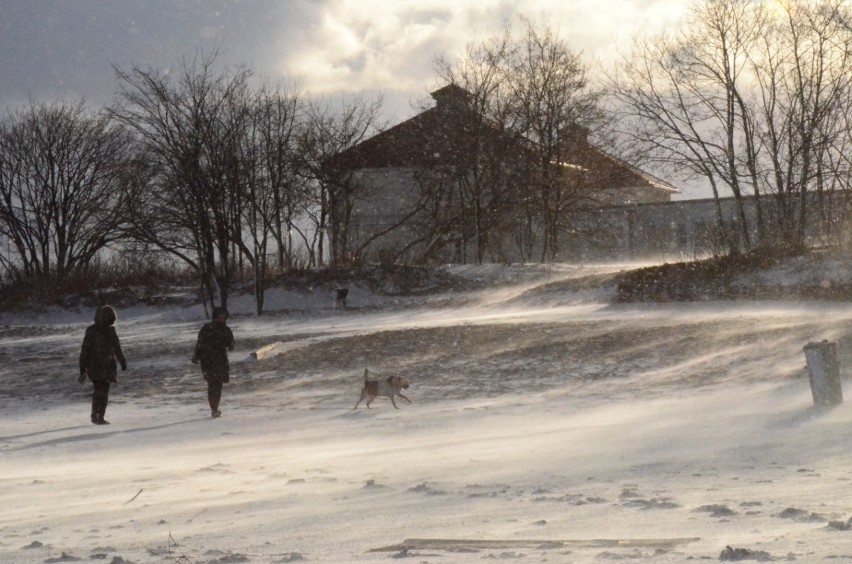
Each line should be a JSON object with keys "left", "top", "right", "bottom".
{"left": 79, "top": 305, "right": 127, "bottom": 425}
{"left": 192, "top": 307, "right": 235, "bottom": 418}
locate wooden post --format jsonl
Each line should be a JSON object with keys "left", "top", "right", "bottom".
{"left": 803, "top": 340, "right": 843, "bottom": 407}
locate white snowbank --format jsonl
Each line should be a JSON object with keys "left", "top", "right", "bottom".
{"left": 3, "top": 264, "right": 852, "bottom": 562}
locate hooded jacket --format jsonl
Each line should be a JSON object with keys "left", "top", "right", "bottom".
{"left": 194, "top": 307, "right": 235, "bottom": 381}
{"left": 79, "top": 305, "right": 127, "bottom": 383}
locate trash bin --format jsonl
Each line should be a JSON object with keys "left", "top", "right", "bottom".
{"left": 803, "top": 340, "right": 843, "bottom": 407}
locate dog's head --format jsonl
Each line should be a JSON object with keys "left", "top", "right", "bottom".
{"left": 395, "top": 375, "right": 410, "bottom": 389}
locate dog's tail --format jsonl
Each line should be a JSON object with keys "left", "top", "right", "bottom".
{"left": 363, "top": 367, "right": 369, "bottom": 381}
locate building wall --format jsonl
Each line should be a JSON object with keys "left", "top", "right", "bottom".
{"left": 347, "top": 165, "right": 852, "bottom": 264}
{"left": 348, "top": 168, "right": 424, "bottom": 261}
{"left": 566, "top": 193, "right": 852, "bottom": 262}
{"left": 347, "top": 166, "right": 682, "bottom": 263}
{"left": 564, "top": 198, "right": 747, "bottom": 262}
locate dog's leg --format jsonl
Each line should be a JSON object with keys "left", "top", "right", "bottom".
{"left": 390, "top": 396, "right": 399, "bottom": 409}
{"left": 398, "top": 392, "right": 412, "bottom": 403}
{"left": 354, "top": 369, "right": 370, "bottom": 410}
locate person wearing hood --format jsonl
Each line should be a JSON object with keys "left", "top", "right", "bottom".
{"left": 192, "top": 306, "right": 235, "bottom": 418}
{"left": 79, "top": 304, "right": 127, "bottom": 425}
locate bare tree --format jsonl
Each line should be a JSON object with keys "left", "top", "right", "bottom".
{"left": 611, "top": 0, "right": 852, "bottom": 254}
{"left": 254, "top": 82, "right": 306, "bottom": 271}
{"left": 109, "top": 52, "right": 254, "bottom": 312}
{"left": 0, "top": 101, "right": 136, "bottom": 282}
{"left": 433, "top": 24, "right": 519, "bottom": 264}
{"left": 431, "top": 19, "right": 606, "bottom": 263}
{"left": 234, "top": 82, "right": 306, "bottom": 315}
{"left": 756, "top": 0, "right": 852, "bottom": 248}
{"left": 504, "top": 18, "right": 606, "bottom": 261}
{"left": 298, "top": 95, "right": 384, "bottom": 269}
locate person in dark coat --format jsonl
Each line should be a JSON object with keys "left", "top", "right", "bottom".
{"left": 192, "top": 306, "right": 235, "bottom": 418}
{"left": 79, "top": 305, "right": 127, "bottom": 425}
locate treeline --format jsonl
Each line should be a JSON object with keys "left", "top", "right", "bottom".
{"left": 3, "top": 1, "right": 852, "bottom": 313}
{"left": 0, "top": 52, "right": 384, "bottom": 314}
{"left": 0, "top": 17, "right": 610, "bottom": 313}
{"left": 611, "top": 0, "right": 852, "bottom": 254}
{"left": 417, "top": 1, "right": 852, "bottom": 264}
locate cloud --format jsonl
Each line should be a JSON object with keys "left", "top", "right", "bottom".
{"left": 281, "top": 0, "right": 475, "bottom": 93}
{"left": 0, "top": 0, "right": 687, "bottom": 111}
{"left": 277, "top": 0, "right": 687, "bottom": 95}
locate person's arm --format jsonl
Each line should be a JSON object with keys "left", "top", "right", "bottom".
{"left": 192, "top": 326, "right": 205, "bottom": 363}
{"left": 112, "top": 328, "right": 127, "bottom": 370}
{"left": 78, "top": 328, "right": 92, "bottom": 382}
{"left": 79, "top": 328, "right": 92, "bottom": 375}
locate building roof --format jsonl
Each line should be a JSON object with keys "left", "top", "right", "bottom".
{"left": 331, "top": 84, "right": 678, "bottom": 195}
{"left": 329, "top": 107, "right": 474, "bottom": 169}
{"left": 330, "top": 85, "right": 510, "bottom": 170}
{"left": 561, "top": 143, "right": 679, "bottom": 193}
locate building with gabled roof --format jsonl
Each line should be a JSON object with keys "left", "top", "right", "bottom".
{"left": 330, "top": 84, "right": 679, "bottom": 264}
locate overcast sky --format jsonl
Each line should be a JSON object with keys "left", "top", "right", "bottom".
{"left": 0, "top": 0, "right": 687, "bottom": 121}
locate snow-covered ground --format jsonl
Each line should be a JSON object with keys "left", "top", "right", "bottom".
{"left": 3, "top": 263, "right": 852, "bottom": 563}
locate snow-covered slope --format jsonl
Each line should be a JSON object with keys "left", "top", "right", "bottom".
{"left": 3, "top": 264, "right": 852, "bottom": 562}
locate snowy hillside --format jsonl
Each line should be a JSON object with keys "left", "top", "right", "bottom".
{"left": 3, "top": 262, "right": 852, "bottom": 563}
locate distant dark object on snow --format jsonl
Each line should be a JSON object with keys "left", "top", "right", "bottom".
{"left": 719, "top": 545, "right": 774, "bottom": 561}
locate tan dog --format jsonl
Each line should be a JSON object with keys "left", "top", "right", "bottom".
{"left": 353, "top": 368, "right": 412, "bottom": 410}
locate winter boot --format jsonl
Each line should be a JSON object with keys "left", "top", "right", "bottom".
{"left": 96, "top": 400, "right": 109, "bottom": 425}
{"left": 209, "top": 394, "right": 221, "bottom": 418}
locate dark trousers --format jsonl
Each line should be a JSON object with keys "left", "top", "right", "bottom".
{"left": 91, "top": 381, "right": 111, "bottom": 421}
{"left": 207, "top": 379, "right": 223, "bottom": 412}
